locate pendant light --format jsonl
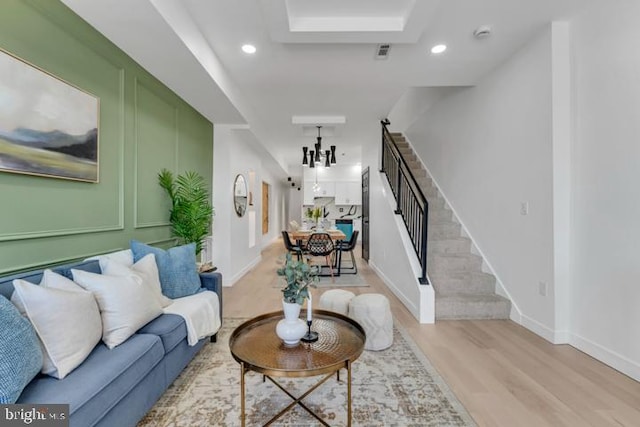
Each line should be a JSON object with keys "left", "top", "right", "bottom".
{"left": 300, "top": 126, "right": 336, "bottom": 168}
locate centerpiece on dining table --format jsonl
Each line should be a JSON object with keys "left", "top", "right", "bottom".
{"left": 275, "top": 253, "right": 319, "bottom": 345}
{"left": 305, "top": 207, "right": 324, "bottom": 230}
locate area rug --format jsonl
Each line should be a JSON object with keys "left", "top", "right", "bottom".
{"left": 138, "top": 318, "right": 476, "bottom": 427}
{"left": 272, "top": 254, "right": 369, "bottom": 288}
{"left": 271, "top": 274, "right": 370, "bottom": 289}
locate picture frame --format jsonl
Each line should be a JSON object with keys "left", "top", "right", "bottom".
{"left": 0, "top": 47, "right": 99, "bottom": 182}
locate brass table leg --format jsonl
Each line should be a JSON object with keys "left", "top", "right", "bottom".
{"left": 240, "top": 362, "right": 246, "bottom": 427}
{"left": 347, "top": 360, "right": 352, "bottom": 427}
{"left": 264, "top": 373, "right": 334, "bottom": 426}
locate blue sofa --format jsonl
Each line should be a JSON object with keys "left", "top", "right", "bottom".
{"left": 0, "top": 259, "right": 223, "bottom": 427}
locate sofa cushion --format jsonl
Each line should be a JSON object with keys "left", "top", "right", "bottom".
{"left": 0, "top": 296, "right": 43, "bottom": 404}
{"left": 101, "top": 253, "right": 172, "bottom": 308}
{"left": 12, "top": 278, "right": 102, "bottom": 379}
{"left": 85, "top": 249, "right": 134, "bottom": 268}
{"left": 130, "top": 241, "right": 201, "bottom": 299}
{"left": 17, "top": 334, "right": 164, "bottom": 424}
{"left": 137, "top": 313, "right": 187, "bottom": 354}
{"left": 71, "top": 269, "right": 163, "bottom": 349}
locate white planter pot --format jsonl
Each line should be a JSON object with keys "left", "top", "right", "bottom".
{"left": 276, "top": 301, "right": 307, "bottom": 346}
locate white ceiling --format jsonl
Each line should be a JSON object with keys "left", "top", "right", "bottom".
{"left": 61, "top": 0, "right": 595, "bottom": 177}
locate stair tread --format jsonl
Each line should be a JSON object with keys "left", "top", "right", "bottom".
{"left": 428, "top": 238, "right": 471, "bottom": 248}
{"left": 429, "top": 252, "right": 480, "bottom": 260}
{"left": 428, "top": 236, "right": 469, "bottom": 241}
{"left": 436, "top": 293, "right": 509, "bottom": 302}
{"left": 429, "top": 269, "right": 494, "bottom": 279}
{"left": 429, "top": 218, "right": 459, "bottom": 225}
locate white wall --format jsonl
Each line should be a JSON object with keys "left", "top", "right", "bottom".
{"left": 569, "top": 1, "right": 640, "bottom": 380}
{"left": 387, "top": 87, "right": 458, "bottom": 133}
{"left": 406, "top": 27, "right": 556, "bottom": 332}
{"left": 287, "top": 184, "right": 304, "bottom": 225}
{"left": 391, "top": 4, "right": 640, "bottom": 379}
{"left": 213, "top": 125, "right": 287, "bottom": 285}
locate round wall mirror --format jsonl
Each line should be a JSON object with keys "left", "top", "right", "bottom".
{"left": 233, "top": 174, "right": 248, "bottom": 217}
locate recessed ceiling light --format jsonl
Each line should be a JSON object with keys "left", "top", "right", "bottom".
{"left": 431, "top": 44, "right": 447, "bottom": 54}
{"left": 241, "top": 44, "right": 256, "bottom": 54}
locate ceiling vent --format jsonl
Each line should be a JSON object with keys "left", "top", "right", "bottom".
{"left": 375, "top": 43, "right": 391, "bottom": 60}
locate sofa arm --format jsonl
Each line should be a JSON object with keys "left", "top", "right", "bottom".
{"left": 199, "top": 271, "right": 223, "bottom": 320}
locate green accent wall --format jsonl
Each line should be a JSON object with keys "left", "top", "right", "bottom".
{"left": 0, "top": 0, "right": 213, "bottom": 274}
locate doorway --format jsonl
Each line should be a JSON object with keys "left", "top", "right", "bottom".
{"left": 262, "top": 181, "right": 269, "bottom": 235}
{"left": 361, "top": 167, "right": 370, "bottom": 261}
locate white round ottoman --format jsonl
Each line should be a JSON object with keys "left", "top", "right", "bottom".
{"left": 318, "top": 289, "right": 355, "bottom": 316}
{"left": 348, "top": 294, "right": 393, "bottom": 351}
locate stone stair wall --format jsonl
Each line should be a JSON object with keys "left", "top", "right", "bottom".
{"left": 391, "top": 132, "right": 511, "bottom": 320}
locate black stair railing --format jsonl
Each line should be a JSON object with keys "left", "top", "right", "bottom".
{"left": 380, "top": 120, "right": 429, "bottom": 284}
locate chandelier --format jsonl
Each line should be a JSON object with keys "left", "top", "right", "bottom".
{"left": 301, "top": 126, "right": 336, "bottom": 168}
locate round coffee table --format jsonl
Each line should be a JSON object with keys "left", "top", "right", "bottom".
{"left": 229, "top": 309, "right": 366, "bottom": 426}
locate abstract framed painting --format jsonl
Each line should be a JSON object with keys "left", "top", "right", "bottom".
{"left": 0, "top": 48, "right": 99, "bottom": 182}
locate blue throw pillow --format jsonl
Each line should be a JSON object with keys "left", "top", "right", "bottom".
{"left": 130, "top": 241, "right": 201, "bottom": 299}
{"left": 0, "top": 295, "right": 43, "bottom": 404}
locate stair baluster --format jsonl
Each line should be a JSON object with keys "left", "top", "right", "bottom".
{"left": 380, "top": 120, "right": 429, "bottom": 284}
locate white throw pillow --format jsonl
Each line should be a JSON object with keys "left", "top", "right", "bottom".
{"left": 85, "top": 249, "right": 134, "bottom": 268}
{"left": 100, "top": 253, "right": 172, "bottom": 308}
{"left": 11, "top": 271, "right": 102, "bottom": 379}
{"left": 11, "top": 269, "right": 81, "bottom": 315}
{"left": 71, "top": 269, "right": 163, "bottom": 349}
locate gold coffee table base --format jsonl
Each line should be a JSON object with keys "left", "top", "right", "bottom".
{"left": 231, "top": 310, "right": 366, "bottom": 426}
{"left": 241, "top": 364, "right": 350, "bottom": 426}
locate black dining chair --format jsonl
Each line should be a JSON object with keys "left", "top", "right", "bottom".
{"left": 282, "top": 231, "right": 303, "bottom": 261}
{"left": 305, "top": 232, "right": 335, "bottom": 282}
{"left": 334, "top": 230, "right": 359, "bottom": 274}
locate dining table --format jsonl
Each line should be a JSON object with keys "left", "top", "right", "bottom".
{"left": 287, "top": 228, "right": 347, "bottom": 276}
{"left": 288, "top": 228, "right": 346, "bottom": 244}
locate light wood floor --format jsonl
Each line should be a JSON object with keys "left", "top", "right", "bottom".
{"left": 223, "top": 240, "right": 640, "bottom": 427}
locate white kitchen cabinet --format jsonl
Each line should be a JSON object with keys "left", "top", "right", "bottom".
{"left": 335, "top": 182, "right": 361, "bottom": 205}
{"left": 304, "top": 181, "right": 336, "bottom": 203}
{"left": 315, "top": 181, "right": 335, "bottom": 198}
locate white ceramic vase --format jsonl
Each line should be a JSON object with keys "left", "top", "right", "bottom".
{"left": 276, "top": 301, "right": 307, "bottom": 346}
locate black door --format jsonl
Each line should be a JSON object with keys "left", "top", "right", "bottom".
{"left": 361, "top": 167, "right": 370, "bottom": 261}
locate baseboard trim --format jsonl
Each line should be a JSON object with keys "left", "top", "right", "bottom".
{"left": 513, "top": 313, "right": 571, "bottom": 344}
{"left": 512, "top": 315, "right": 639, "bottom": 381}
{"left": 369, "top": 260, "right": 420, "bottom": 321}
{"left": 224, "top": 255, "right": 261, "bottom": 287}
{"left": 518, "top": 314, "right": 559, "bottom": 343}
{"left": 569, "top": 333, "right": 640, "bottom": 382}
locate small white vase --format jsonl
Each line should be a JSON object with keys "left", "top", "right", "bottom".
{"left": 276, "top": 301, "right": 307, "bottom": 346}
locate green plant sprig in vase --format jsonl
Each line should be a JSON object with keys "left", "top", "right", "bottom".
{"left": 312, "top": 207, "right": 322, "bottom": 222}
{"left": 276, "top": 253, "right": 319, "bottom": 304}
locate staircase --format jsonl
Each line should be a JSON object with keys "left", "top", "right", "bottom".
{"left": 392, "top": 133, "right": 511, "bottom": 320}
